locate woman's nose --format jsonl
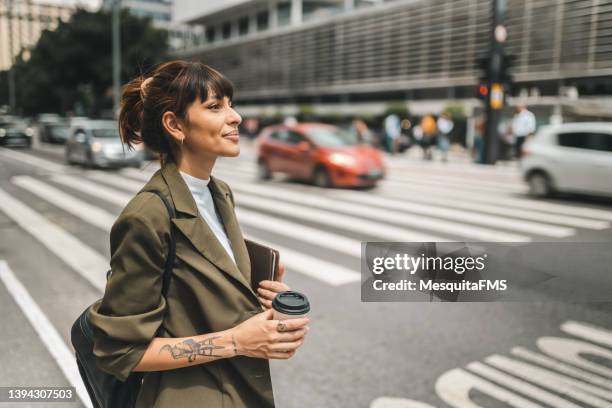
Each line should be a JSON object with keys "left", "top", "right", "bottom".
{"left": 229, "top": 108, "right": 242, "bottom": 126}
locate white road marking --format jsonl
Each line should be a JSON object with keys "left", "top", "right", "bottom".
{"left": 511, "top": 347, "right": 612, "bottom": 390}
{"left": 11, "top": 176, "right": 358, "bottom": 286}
{"left": 536, "top": 336, "right": 612, "bottom": 378}
{"left": 485, "top": 354, "right": 612, "bottom": 407}
{"left": 0, "top": 261, "right": 93, "bottom": 408}
{"left": 236, "top": 192, "right": 450, "bottom": 241}
{"left": 86, "top": 170, "right": 146, "bottom": 192}
{"left": 0, "top": 147, "right": 65, "bottom": 172}
{"left": 69, "top": 173, "right": 363, "bottom": 258}
{"left": 245, "top": 236, "right": 360, "bottom": 285}
{"left": 237, "top": 208, "right": 362, "bottom": 258}
{"left": 435, "top": 368, "right": 542, "bottom": 408}
{"left": 370, "top": 398, "right": 436, "bottom": 408}
{"left": 230, "top": 181, "right": 531, "bottom": 241}
{"left": 0, "top": 188, "right": 106, "bottom": 291}
{"left": 561, "top": 320, "right": 612, "bottom": 348}
{"left": 12, "top": 176, "right": 116, "bottom": 232}
{"left": 467, "top": 361, "right": 582, "bottom": 408}
{"left": 327, "top": 189, "right": 577, "bottom": 237}
{"left": 378, "top": 182, "right": 612, "bottom": 221}
{"left": 328, "top": 188, "right": 609, "bottom": 230}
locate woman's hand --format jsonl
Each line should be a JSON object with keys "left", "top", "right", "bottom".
{"left": 257, "top": 280, "right": 290, "bottom": 310}
{"left": 231, "top": 309, "right": 309, "bottom": 360}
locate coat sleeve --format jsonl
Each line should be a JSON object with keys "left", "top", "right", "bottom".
{"left": 88, "top": 193, "right": 170, "bottom": 382}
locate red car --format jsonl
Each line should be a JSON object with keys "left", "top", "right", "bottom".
{"left": 256, "top": 123, "right": 385, "bottom": 188}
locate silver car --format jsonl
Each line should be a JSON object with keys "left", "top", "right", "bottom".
{"left": 65, "top": 120, "right": 143, "bottom": 168}
{"left": 521, "top": 122, "right": 612, "bottom": 198}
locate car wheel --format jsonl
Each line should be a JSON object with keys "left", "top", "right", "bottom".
{"left": 527, "top": 172, "right": 553, "bottom": 197}
{"left": 313, "top": 166, "right": 332, "bottom": 188}
{"left": 257, "top": 160, "right": 272, "bottom": 180}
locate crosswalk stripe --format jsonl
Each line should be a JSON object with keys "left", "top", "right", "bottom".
{"left": 0, "top": 261, "right": 93, "bottom": 408}
{"left": 229, "top": 181, "right": 532, "bottom": 241}
{"left": 213, "top": 160, "right": 527, "bottom": 194}
{"left": 53, "top": 173, "right": 136, "bottom": 206}
{"left": 377, "top": 182, "right": 612, "bottom": 221}
{"left": 0, "top": 188, "right": 107, "bottom": 291}
{"left": 329, "top": 188, "right": 608, "bottom": 230}
{"left": 86, "top": 170, "right": 147, "bottom": 192}
{"left": 11, "top": 176, "right": 359, "bottom": 286}
{"left": 243, "top": 237, "right": 360, "bottom": 285}
{"left": 236, "top": 192, "right": 450, "bottom": 242}
{"left": 325, "top": 190, "right": 577, "bottom": 237}
{"left": 12, "top": 176, "right": 117, "bottom": 232}
{"left": 0, "top": 147, "right": 65, "bottom": 173}
{"left": 236, "top": 208, "right": 362, "bottom": 258}
{"left": 560, "top": 321, "right": 612, "bottom": 348}
{"left": 466, "top": 361, "right": 582, "bottom": 408}
{"left": 510, "top": 347, "right": 612, "bottom": 391}
{"left": 77, "top": 173, "right": 363, "bottom": 259}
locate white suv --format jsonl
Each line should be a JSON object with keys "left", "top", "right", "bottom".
{"left": 520, "top": 122, "right": 612, "bottom": 198}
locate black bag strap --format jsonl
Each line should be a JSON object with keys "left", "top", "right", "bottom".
{"left": 140, "top": 189, "right": 176, "bottom": 296}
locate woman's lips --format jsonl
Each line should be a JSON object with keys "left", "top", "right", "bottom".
{"left": 223, "top": 132, "right": 240, "bottom": 142}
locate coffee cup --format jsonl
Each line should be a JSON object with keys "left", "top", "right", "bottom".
{"left": 272, "top": 291, "right": 310, "bottom": 320}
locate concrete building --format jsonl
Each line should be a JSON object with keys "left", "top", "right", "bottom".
{"left": 172, "top": 0, "right": 612, "bottom": 118}
{"left": 0, "top": 0, "right": 74, "bottom": 70}
{"left": 101, "top": 0, "right": 204, "bottom": 51}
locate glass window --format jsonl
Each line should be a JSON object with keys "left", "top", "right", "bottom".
{"left": 306, "top": 126, "right": 360, "bottom": 147}
{"left": 91, "top": 128, "right": 120, "bottom": 139}
{"left": 558, "top": 132, "right": 612, "bottom": 152}
{"left": 256, "top": 10, "right": 268, "bottom": 31}
{"left": 238, "top": 17, "right": 249, "bottom": 36}
{"left": 287, "top": 131, "right": 306, "bottom": 145}
{"left": 206, "top": 26, "right": 215, "bottom": 43}
{"left": 277, "top": 2, "right": 290, "bottom": 27}
{"left": 222, "top": 22, "right": 232, "bottom": 39}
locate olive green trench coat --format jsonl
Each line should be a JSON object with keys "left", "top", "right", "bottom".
{"left": 88, "top": 162, "right": 274, "bottom": 407}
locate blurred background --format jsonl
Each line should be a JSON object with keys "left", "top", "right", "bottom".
{"left": 1, "top": 0, "right": 612, "bottom": 407}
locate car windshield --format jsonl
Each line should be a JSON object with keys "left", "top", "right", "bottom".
{"left": 92, "top": 127, "right": 120, "bottom": 139}
{"left": 306, "top": 127, "right": 360, "bottom": 147}
{"left": 50, "top": 126, "right": 70, "bottom": 138}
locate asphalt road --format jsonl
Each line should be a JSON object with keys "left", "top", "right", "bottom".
{"left": 0, "top": 142, "right": 611, "bottom": 408}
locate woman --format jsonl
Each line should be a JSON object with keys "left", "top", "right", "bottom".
{"left": 88, "top": 60, "right": 309, "bottom": 407}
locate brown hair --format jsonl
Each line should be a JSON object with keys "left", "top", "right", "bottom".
{"left": 118, "top": 60, "right": 234, "bottom": 164}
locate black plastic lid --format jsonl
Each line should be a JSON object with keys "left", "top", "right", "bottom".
{"left": 272, "top": 291, "right": 310, "bottom": 315}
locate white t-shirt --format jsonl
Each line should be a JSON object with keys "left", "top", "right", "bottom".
{"left": 180, "top": 171, "right": 236, "bottom": 264}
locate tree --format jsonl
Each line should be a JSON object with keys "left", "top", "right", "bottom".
{"left": 6, "top": 8, "right": 168, "bottom": 116}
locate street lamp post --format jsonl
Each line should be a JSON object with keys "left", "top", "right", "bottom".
{"left": 7, "top": 0, "right": 17, "bottom": 111}
{"left": 112, "top": 0, "right": 121, "bottom": 118}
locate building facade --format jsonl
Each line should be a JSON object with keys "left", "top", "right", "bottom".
{"left": 173, "top": 0, "right": 612, "bottom": 117}
{"left": 0, "top": 0, "right": 74, "bottom": 70}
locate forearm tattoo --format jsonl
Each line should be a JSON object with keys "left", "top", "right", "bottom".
{"left": 159, "top": 337, "right": 225, "bottom": 362}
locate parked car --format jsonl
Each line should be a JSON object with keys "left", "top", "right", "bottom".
{"left": 65, "top": 120, "right": 143, "bottom": 168}
{"left": 257, "top": 123, "right": 385, "bottom": 188}
{"left": 40, "top": 122, "right": 71, "bottom": 144}
{"left": 0, "top": 116, "right": 33, "bottom": 148}
{"left": 521, "top": 122, "right": 612, "bottom": 198}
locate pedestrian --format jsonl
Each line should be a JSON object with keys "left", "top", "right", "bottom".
{"left": 420, "top": 114, "right": 437, "bottom": 160}
{"left": 473, "top": 114, "right": 486, "bottom": 164}
{"left": 436, "top": 112, "right": 454, "bottom": 162}
{"left": 87, "top": 60, "right": 309, "bottom": 408}
{"left": 511, "top": 104, "right": 536, "bottom": 159}
{"left": 352, "top": 118, "right": 374, "bottom": 145}
{"left": 384, "top": 112, "right": 401, "bottom": 154}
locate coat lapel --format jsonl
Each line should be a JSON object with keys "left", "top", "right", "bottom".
{"left": 160, "top": 163, "right": 254, "bottom": 297}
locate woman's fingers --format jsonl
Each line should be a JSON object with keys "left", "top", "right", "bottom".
{"left": 257, "top": 296, "right": 272, "bottom": 309}
{"left": 270, "top": 340, "right": 303, "bottom": 352}
{"left": 259, "top": 280, "right": 290, "bottom": 292}
{"left": 277, "top": 328, "right": 308, "bottom": 342}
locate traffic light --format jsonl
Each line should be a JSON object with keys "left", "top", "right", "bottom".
{"left": 500, "top": 53, "right": 516, "bottom": 94}
{"left": 476, "top": 55, "right": 490, "bottom": 100}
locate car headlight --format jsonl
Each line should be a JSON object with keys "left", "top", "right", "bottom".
{"left": 25, "top": 127, "right": 34, "bottom": 137}
{"left": 328, "top": 153, "right": 357, "bottom": 167}
{"left": 91, "top": 142, "right": 103, "bottom": 153}
{"left": 0, "top": 129, "right": 5, "bottom": 137}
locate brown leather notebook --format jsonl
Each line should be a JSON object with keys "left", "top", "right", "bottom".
{"left": 245, "top": 239, "right": 279, "bottom": 292}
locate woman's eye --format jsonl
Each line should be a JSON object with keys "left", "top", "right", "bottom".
{"left": 209, "top": 104, "right": 221, "bottom": 110}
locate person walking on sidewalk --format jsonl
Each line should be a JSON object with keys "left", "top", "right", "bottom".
{"left": 511, "top": 104, "right": 536, "bottom": 159}
{"left": 87, "top": 60, "right": 309, "bottom": 408}
{"left": 436, "top": 112, "right": 454, "bottom": 162}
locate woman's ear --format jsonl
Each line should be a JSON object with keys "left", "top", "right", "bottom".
{"left": 162, "top": 111, "right": 185, "bottom": 143}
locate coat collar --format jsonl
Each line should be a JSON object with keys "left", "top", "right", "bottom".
{"left": 157, "top": 162, "right": 254, "bottom": 299}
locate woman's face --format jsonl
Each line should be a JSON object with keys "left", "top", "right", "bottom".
{"left": 182, "top": 94, "right": 242, "bottom": 158}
